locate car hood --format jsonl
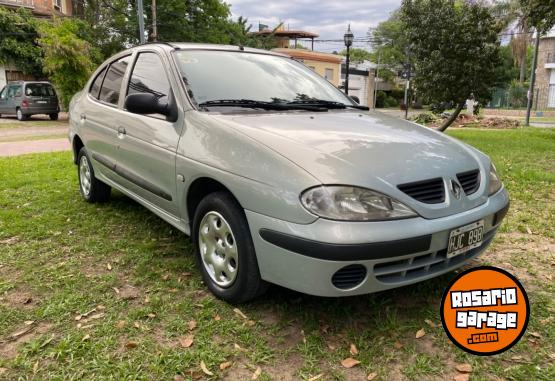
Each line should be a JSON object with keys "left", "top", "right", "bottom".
{"left": 210, "top": 110, "right": 490, "bottom": 219}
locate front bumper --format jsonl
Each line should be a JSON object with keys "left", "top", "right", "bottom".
{"left": 246, "top": 188, "right": 509, "bottom": 297}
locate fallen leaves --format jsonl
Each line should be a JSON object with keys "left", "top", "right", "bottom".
{"left": 124, "top": 341, "right": 138, "bottom": 349}
{"left": 341, "top": 358, "right": 360, "bottom": 368}
{"left": 233, "top": 308, "right": 248, "bottom": 320}
{"left": 179, "top": 335, "right": 194, "bottom": 348}
{"left": 349, "top": 343, "right": 359, "bottom": 356}
{"left": 308, "top": 374, "right": 323, "bottom": 381}
{"left": 252, "top": 366, "right": 262, "bottom": 380}
{"left": 82, "top": 334, "right": 90, "bottom": 342}
{"left": 219, "top": 361, "right": 232, "bottom": 370}
{"left": 367, "top": 372, "right": 378, "bottom": 380}
{"left": 454, "top": 374, "right": 470, "bottom": 381}
{"left": 394, "top": 340, "right": 403, "bottom": 349}
{"left": 200, "top": 361, "right": 213, "bottom": 376}
{"left": 424, "top": 319, "right": 436, "bottom": 328}
{"left": 415, "top": 328, "right": 426, "bottom": 339}
{"left": 115, "top": 320, "right": 126, "bottom": 329}
{"left": 187, "top": 320, "right": 197, "bottom": 331}
{"left": 455, "top": 363, "right": 472, "bottom": 373}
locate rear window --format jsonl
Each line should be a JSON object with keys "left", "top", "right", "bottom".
{"left": 89, "top": 67, "right": 107, "bottom": 99}
{"left": 25, "top": 84, "right": 55, "bottom": 97}
{"left": 99, "top": 56, "right": 131, "bottom": 105}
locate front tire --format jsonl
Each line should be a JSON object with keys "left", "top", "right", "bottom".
{"left": 49, "top": 113, "right": 59, "bottom": 121}
{"left": 16, "top": 108, "right": 27, "bottom": 121}
{"left": 193, "top": 191, "right": 267, "bottom": 303}
{"left": 77, "top": 147, "right": 111, "bottom": 203}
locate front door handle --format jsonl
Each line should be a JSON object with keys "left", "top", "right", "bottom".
{"left": 117, "top": 127, "right": 126, "bottom": 135}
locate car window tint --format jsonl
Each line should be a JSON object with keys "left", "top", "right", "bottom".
{"left": 0, "top": 87, "right": 5, "bottom": 98}
{"left": 25, "top": 84, "right": 55, "bottom": 97}
{"left": 99, "top": 56, "right": 131, "bottom": 105}
{"left": 89, "top": 67, "right": 107, "bottom": 99}
{"left": 8, "top": 85, "right": 21, "bottom": 97}
{"left": 127, "top": 52, "right": 171, "bottom": 110}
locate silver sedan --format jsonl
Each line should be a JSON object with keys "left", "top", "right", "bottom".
{"left": 68, "top": 43, "right": 509, "bottom": 303}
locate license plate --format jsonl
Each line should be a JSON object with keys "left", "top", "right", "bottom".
{"left": 37, "top": 100, "right": 47, "bottom": 104}
{"left": 447, "top": 220, "right": 484, "bottom": 258}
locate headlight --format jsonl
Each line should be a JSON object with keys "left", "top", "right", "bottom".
{"left": 300, "top": 186, "right": 418, "bottom": 221}
{"left": 488, "top": 164, "right": 502, "bottom": 195}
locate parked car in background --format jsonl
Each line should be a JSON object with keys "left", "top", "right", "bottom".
{"left": 0, "top": 81, "right": 60, "bottom": 121}
{"left": 68, "top": 43, "right": 509, "bottom": 303}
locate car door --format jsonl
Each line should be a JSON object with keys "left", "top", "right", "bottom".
{"left": 115, "top": 50, "right": 182, "bottom": 216}
{"left": 81, "top": 56, "right": 131, "bottom": 182}
{"left": 6, "top": 84, "right": 22, "bottom": 113}
{"left": 0, "top": 86, "right": 7, "bottom": 113}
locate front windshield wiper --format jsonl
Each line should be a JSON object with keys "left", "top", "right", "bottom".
{"left": 287, "top": 99, "right": 369, "bottom": 111}
{"left": 198, "top": 99, "right": 328, "bottom": 112}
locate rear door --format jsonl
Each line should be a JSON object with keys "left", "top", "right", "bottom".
{"left": 7, "top": 84, "right": 22, "bottom": 113}
{"left": 24, "top": 83, "right": 59, "bottom": 113}
{"left": 115, "top": 50, "right": 182, "bottom": 216}
{"left": 81, "top": 56, "right": 132, "bottom": 182}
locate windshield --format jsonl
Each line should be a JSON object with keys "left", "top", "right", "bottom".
{"left": 25, "top": 84, "right": 55, "bottom": 97}
{"left": 174, "top": 50, "right": 352, "bottom": 107}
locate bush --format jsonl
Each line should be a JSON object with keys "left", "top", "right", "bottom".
{"left": 411, "top": 112, "right": 438, "bottom": 125}
{"left": 384, "top": 96, "right": 398, "bottom": 108}
{"left": 375, "top": 91, "right": 387, "bottom": 108}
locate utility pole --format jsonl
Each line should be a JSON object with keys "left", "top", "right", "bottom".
{"left": 525, "top": 31, "right": 540, "bottom": 126}
{"left": 151, "top": 0, "right": 157, "bottom": 41}
{"left": 137, "top": 0, "right": 146, "bottom": 44}
{"left": 373, "top": 51, "right": 381, "bottom": 109}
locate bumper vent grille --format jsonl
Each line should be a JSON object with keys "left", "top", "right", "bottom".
{"left": 397, "top": 178, "right": 445, "bottom": 204}
{"left": 457, "top": 169, "right": 480, "bottom": 195}
{"left": 332, "top": 264, "right": 367, "bottom": 289}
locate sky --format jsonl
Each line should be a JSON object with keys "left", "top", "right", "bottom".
{"left": 228, "top": 0, "right": 402, "bottom": 52}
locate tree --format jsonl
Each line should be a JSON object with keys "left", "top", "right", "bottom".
{"left": 369, "top": 11, "right": 408, "bottom": 66}
{"left": 521, "top": 0, "right": 555, "bottom": 33}
{"left": 338, "top": 48, "right": 372, "bottom": 64}
{"left": 0, "top": 8, "right": 42, "bottom": 77}
{"left": 38, "top": 18, "right": 101, "bottom": 108}
{"left": 401, "top": 0, "right": 501, "bottom": 131}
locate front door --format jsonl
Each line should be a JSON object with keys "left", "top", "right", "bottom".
{"left": 115, "top": 51, "right": 182, "bottom": 216}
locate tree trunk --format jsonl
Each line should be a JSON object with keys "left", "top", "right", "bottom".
{"left": 519, "top": 54, "right": 526, "bottom": 83}
{"left": 436, "top": 101, "right": 465, "bottom": 132}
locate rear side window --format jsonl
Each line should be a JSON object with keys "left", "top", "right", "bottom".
{"left": 8, "top": 85, "right": 22, "bottom": 97}
{"left": 127, "top": 52, "right": 171, "bottom": 107}
{"left": 89, "top": 67, "right": 107, "bottom": 99}
{"left": 25, "top": 84, "right": 55, "bottom": 97}
{"left": 99, "top": 56, "right": 131, "bottom": 105}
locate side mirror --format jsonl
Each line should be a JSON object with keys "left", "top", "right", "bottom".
{"left": 124, "top": 93, "right": 176, "bottom": 121}
{"left": 350, "top": 95, "right": 360, "bottom": 104}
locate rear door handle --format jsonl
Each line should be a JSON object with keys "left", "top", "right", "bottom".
{"left": 117, "top": 127, "right": 126, "bottom": 135}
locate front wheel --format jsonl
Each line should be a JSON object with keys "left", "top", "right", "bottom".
{"left": 49, "top": 113, "right": 59, "bottom": 121}
{"left": 193, "top": 191, "right": 267, "bottom": 303}
{"left": 77, "top": 147, "right": 111, "bottom": 203}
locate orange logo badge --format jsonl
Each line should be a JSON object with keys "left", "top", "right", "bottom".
{"left": 440, "top": 266, "right": 529, "bottom": 355}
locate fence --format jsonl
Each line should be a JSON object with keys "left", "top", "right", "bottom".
{"left": 488, "top": 85, "right": 555, "bottom": 111}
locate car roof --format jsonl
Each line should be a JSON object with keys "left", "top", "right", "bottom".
{"left": 7, "top": 81, "right": 53, "bottom": 85}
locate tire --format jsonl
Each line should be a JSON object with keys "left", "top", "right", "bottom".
{"left": 16, "top": 108, "right": 27, "bottom": 121}
{"left": 77, "top": 147, "right": 111, "bottom": 203}
{"left": 193, "top": 191, "right": 267, "bottom": 303}
{"left": 49, "top": 113, "right": 59, "bottom": 121}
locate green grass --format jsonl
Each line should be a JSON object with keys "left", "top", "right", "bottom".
{"left": 0, "top": 128, "right": 553, "bottom": 380}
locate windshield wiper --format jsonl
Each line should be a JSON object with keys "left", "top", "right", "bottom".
{"left": 198, "top": 99, "right": 328, "bottom": 111}
{"left": 287, "top": 99, "right": 369, "bottom": 110}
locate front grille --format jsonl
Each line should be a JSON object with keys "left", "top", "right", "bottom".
{"left": 374, "top": 229, "right": 496, "bottom": 284}
{"left": 397, "top": 177, "right": 445, "bottom": 204}
{"left": 331, "top": 264, "right": 367, "bottom": 289}
{"left": 457, "top": 169, "right": 480, "bottom": 195}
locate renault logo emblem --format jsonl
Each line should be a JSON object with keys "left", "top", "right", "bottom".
{"left": 450, "top": 179, "right": 463, "bottom": 199}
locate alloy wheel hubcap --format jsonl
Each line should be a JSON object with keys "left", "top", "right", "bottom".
{"left": 198, "top": 211, "right": 238, "bottom": 288}
{"left": 79, "top": 156, "right": 92, "bottom": 196}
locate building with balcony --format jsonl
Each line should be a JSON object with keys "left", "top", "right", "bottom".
{"left": 0, "top": 0, "right": 73, "bottom": 88}
{"left": 536, "top": 28, "right": 555, "bottom": 109}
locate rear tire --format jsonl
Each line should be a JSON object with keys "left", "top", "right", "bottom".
{"left": 77, "top": 147, "right": 111, "bottom": 203}
{"left": 49, "top": 113, "right": 59, "bottom": 121}
{"left": 193, "top": 191, "right": 267, "bottom": 303}
{"left": 16, "top": 108, "right": 27, "bottom": 121}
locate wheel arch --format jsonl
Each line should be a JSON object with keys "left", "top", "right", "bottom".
{"left": 72, "top": 134, "right": 84, "bottom": 164}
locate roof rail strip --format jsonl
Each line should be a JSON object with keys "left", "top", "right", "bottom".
{"left": 136, "top": 41, "right": 180, "bottom": 50}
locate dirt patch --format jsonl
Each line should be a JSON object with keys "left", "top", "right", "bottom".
{"left": 481, "top": 232, "right": 555, "bottom": 289}
{"left": 0, "top": 322, "right": 52, "bottom": 360}
{"left": 1, "top": 289, "right": 39, "bottom": 309}
{"left": 412, "top": 113, "right": 522, "bottom": 129}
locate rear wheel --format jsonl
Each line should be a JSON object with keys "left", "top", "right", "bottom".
{"left": 49, "top": 113, "right": 59, "bottom": 121}
{"left": 77, "top": 147, "right": 111, "bottom": 203}
{"left": 193, "top": 191, "right": 267, "bottom": 303}
{"left": 16, "top": 108, "right": 27, "bottom": 121}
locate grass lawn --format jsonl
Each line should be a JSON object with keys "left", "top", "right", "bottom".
{"left": 0, "top": 128, "right": 553, "bottom": 380}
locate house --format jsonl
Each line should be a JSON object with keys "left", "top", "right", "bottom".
{"left": 536, "top": 28, "right": 555, "bottom": 109}
{"left": 272, "top": 48, "right": 342, "bottom": 87}
{"left": 340, "top": 60, "right": 376, "bottom": 107}
{"left": 0, "top": 0, "right": 73, "bottom": 88}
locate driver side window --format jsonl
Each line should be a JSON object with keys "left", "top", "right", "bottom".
{"left": 0, "top": 87, "right": 5, "bottom": 99}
